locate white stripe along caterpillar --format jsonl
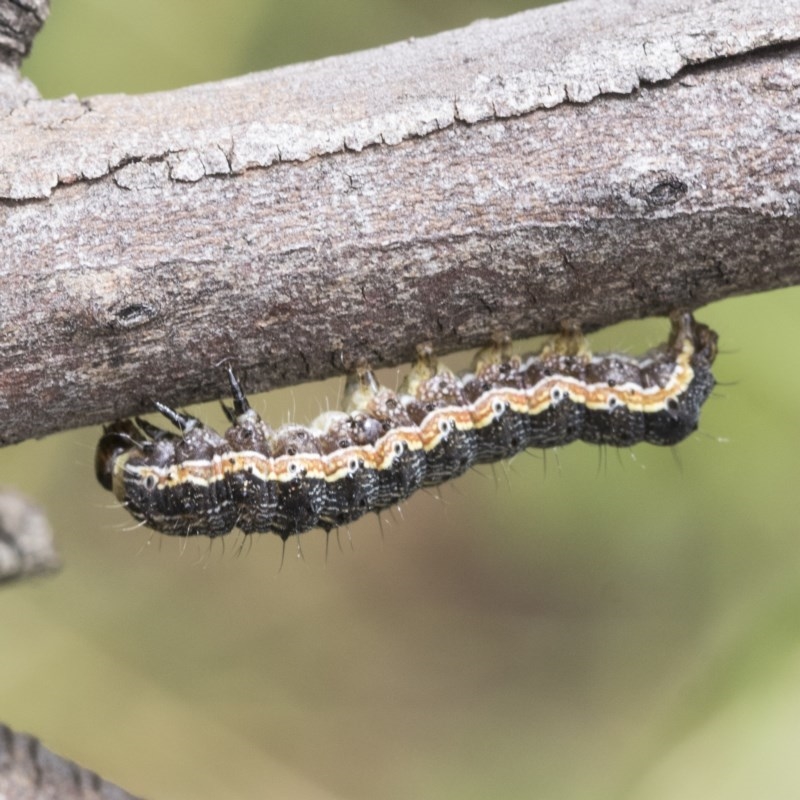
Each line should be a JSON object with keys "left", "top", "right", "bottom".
{"left": 96, "top": 312, "right": 718, "bottom": 540}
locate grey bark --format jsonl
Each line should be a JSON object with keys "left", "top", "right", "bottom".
{"left": 0, "top": 0, "right": 47, "bottom": 67}
{"left": 0, "top": 724, "right": 141, "bottom": 800}
{"left": 0, "top": 0, "right": 798, "bottom": 452}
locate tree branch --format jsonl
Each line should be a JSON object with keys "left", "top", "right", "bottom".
{"left": 0, "top": 723, "right": 141, "bottom": 800}
{"left": 1, "top": 0, "right": 799, "bottom": 448}
{"left": 0, "top": 0, "right": 47, "bottom": 68}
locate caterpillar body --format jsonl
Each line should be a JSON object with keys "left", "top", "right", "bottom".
{"left": 96, "top": 312, "right": 718, "bottom": 540}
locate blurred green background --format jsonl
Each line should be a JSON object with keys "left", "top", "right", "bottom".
{"left": 5, "top": 2, "right": 800, "bottom": 798}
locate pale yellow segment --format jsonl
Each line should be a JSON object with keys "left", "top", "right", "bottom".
{"left": 416, "top": 406, "right": 474, "bottom": 449}
{"left": 374, "top": 428, "right": 424, "bottom": 471}
{"left": 322, "top": 446, "right": 375, "bottom": 482}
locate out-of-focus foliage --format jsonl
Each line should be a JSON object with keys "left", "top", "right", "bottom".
{"left": 7, "top": 3, "right": 800, "bottom": 799}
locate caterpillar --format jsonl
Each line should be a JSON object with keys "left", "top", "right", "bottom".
{"left": 96, "top": 311, "right": 718, "bottom": 540}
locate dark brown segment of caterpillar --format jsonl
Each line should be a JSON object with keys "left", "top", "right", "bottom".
{"left": 223, "top": 408, "right": 277, "bottom": 535}
{"left": 581, "top": 404, "right": 647, "bottom": 447}
{"left": 402, "top": 345, "right": 478, "bottom": 486}
{"left": 152, "top": 411, "right": 239, "bottom": 537}
{"left": 220, "top": 369, "right": 275, "bottom": 532}
{"left": 521, "top": 387, "right": 587, "bottom": 449}
{"left": 269, "top": 425, "right": 326, "bottom": 539}
{"left": 642, "top": 311, "right": 718, "bottom": 445}
{"left": 520, "top": 322, "right": 589, "bottom": 449}
{"left": 344, "top": 366, "right": 427, "bottom": 511}
{"left": 462, "top": 338, "right": 529, "bottom": 463}
{"left": 580, "top": 355, "right": 646, "bottom": 446}
{"left": 316, "top": 412, "right": 382, "bottom": 531}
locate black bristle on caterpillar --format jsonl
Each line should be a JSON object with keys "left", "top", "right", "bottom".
{"left": 95, "top": 312, "right": 718, "bottom": 540}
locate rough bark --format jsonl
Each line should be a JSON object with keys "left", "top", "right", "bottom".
{"left": 0, "top": 0, "right": 47, "bottom": 68}
{"left": 0, "top": 0, "right": 798, "bottom": 450}
{"left": 0, "top": 724, "right": 141, "bottom": 800}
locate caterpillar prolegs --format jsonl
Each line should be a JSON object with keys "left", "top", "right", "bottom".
{"left": 96, "top": 312, "right": 718, "bottom": 540}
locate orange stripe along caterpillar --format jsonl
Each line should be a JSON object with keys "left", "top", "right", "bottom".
{"left": 96, "top": 311, "right": 718, "bottom": 540}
